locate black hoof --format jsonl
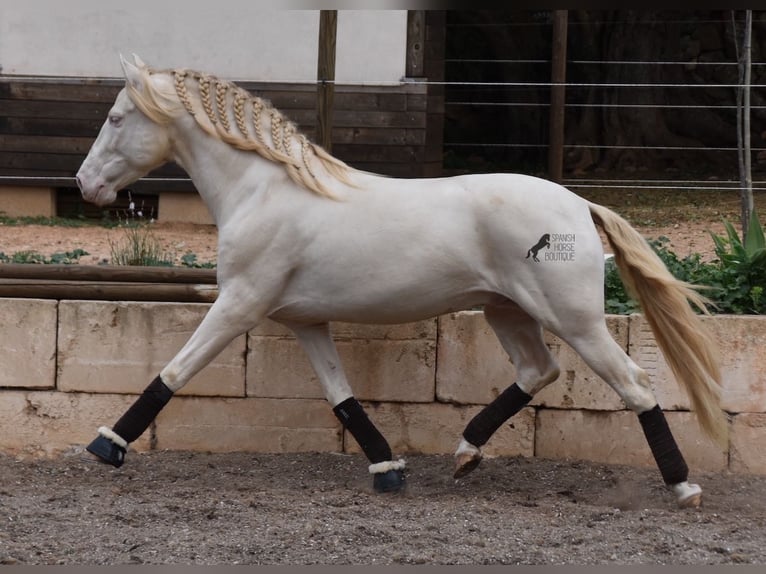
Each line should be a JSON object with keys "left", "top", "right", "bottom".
{"left": 85, "top": 434, "right": 126, "bottom": 468}
{"left": 373, "top": 469, "right": 405, "bottom": 493}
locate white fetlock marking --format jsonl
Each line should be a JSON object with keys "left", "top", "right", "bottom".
{"left": 368, "top": 459, "right": 406, "bottom": 475}
{"left": 670, "top": 481, "right": 702, "bottom": 508}
{"left": 98, "top": 426, "right": 128, "bottom": 449}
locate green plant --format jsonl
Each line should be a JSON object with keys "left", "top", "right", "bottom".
{"left": 108, "top": 225, "right": 175, "bottom": 267}
{"left": 604, "top": 213, "right": 766, "bottom": 316}
{"left": 603, "top": 237, "right": 716, "bottom": 315}
{"left": 604, "top": 257, "right": 640, "bottom": 315}
{"left": 0, "top": 249, "right": 89, "bottom": 264}
{"left": 180, "top": 252, "right": 216, "bottom": 269}
{"left": 707, "top": 211, "right": 766, "bottom": 314}
{"left": 0, "top": 215, "right": 92, "bottom": 227}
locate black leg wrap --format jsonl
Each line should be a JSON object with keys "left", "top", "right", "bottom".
{"left": 112, "top": 375, "right": 174, "bottom": 443}
{"left": 373, "top": 470, "right": 405, "bottom": 493}
{"left": 86, "top": 434, "right": 126, "bottom": 468}
{"left": 333, "top": 397, "right": 392, "bottom": 463}
{"left": 463, "top": 383, "right": 532, "bottom": 447}
{"left": 638, "top": 405, "right": 689, "bottom": 485}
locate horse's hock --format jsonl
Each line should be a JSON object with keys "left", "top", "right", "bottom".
{"left": 1, "top": 297, "right": 764, "bottom": 474}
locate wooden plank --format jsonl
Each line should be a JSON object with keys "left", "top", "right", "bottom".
{"left": 0, "top": 155, "right": 187, "bottom": 178}
{"left": 265, "top": 109, "right": 426, "bottom": 131}
{"left": 3, "top": 82, "right": 121, "bottom": 103}
{"left": 0, "top": 152, "right": 83, "bottom": 172}
{"left": 0, "top": 78, "right": 424, "bottom": 102}
{"left": 333, "top": 144, "right": 424, "bottom": 164}
{"left": 0, "top": 99, "right": 111, "bottom": 120}
{"left": 0, "top": 116, "right": 105, "bottom": 137}
{"left": 0, "top": 278, "right": 218, "bottom": 303}
{"left": 332, "top": 110, "right": 427, "bottom": 129}
{"left": 0, "top": 263, "right": 216, "bottom": 284}
{"left": 0, "top": 134, "right": 94, "bottom": 154}
{"left": 312, "top": 91, "right": 407, "bottom": 112}
{"left": 247, "top": 90, "right": 317, "bottom": 110}
{"left": 330, "top": 127, "right": 425, "bottom": 146}
{"left": 548, "top": 10, "right": 568, "bottom": 183}
{"left": 350, "top": 162, "right": 422, "bottom": 178}
{"left": 317, "top": 10, "right": 338, "bottom": 152}
{"left": 0, "top": 176, "right": 76, "bottom": 187}
{"left": 406, "top": 11, "right": 426, "bottom": 78}
{"left": 245, "top": 88, "right": 410, "bottom": 111}
{"left": 406, "top": 93, "right": 427, "bottom": 112}
{"left": 0, "top": 77, "right": 433, "bottom": 188}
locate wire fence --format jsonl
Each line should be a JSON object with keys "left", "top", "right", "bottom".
{"left": 442, "top": 11, "right": 766, "bottom": 194}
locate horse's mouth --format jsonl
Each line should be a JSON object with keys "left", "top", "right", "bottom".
{"left": 76, "top": 175, "right": 116, "bottom": 206}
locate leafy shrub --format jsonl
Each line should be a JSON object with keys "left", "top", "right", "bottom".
{"left": 180, "top": 252, "right": 216, "bottom": 269}
{"left": 0, "top": 249, "right": 89, "bottom": 264}
{"left": 707, "top": 211, "right": 766, "bottom": 314}
{"left": 604, "top": 212, "right": 765, "bottom": 315}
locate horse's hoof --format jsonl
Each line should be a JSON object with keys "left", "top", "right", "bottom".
{"left": 671, "top": 482, "right": 702, "bottom": 509}
{"left": 85, "top": 434, "right": 126, "bottom": 468}
{"left": 678, "top": 491, "right": 702, "bottom": 509}
{"left": 373, "top": 469, "right": 405, "bottom": 493}
{"left": 453, "top": 451, "right": 482, "bottom": 479}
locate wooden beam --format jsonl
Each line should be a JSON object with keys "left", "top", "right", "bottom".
{"left": 548, "top": 10, "right": 568, "bottom": 183}
{"left": 317, "top": 10, "right": 337, "bottom": 152}
{"left": 406, "top": 11, "right": 426, "bottom": 78}
{"left": 0, "top": 263, "right": 217, "bottom": 284}
{"left": 0, "top": 278, "right": 218, "bottom": 303}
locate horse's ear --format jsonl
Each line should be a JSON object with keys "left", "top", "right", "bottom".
{"left": 132, "top": 53, "right": 147, "bottom": 69}
{"left": 119, "top": 53, "right": 145, "bottom": 92}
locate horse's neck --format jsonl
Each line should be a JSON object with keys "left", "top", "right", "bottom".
{"left": 168, "top": 118, "right": 286, "bottom": 225}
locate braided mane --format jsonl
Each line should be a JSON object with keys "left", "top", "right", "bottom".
{"left": 126, "top": 65, "right": 355, "bottom": 198}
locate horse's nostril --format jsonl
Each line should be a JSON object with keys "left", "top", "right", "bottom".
{"left": 75, "top": 175, "right": 83, "bottom": 191}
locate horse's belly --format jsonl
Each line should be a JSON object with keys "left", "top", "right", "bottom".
{"left": 268, "top": 285, "right": 496, "bottom": 325}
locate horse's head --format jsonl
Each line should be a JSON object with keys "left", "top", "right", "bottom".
{"left": 76, "top": 55, "right": 175, "bottom": 206}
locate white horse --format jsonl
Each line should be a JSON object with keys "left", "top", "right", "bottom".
{"left": 76, "top": 55, "right": 727, "bottom": 507}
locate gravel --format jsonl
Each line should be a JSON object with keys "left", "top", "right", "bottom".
{"left": 1, "top": 450, "right": 764, "bottom": 565}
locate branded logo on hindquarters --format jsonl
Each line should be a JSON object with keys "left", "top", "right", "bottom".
{"left": 525, "top": 233, "right": 576, "bottom": 262}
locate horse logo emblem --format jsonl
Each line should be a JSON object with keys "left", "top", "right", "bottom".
{"left": 526, "top": 233, "right": 551, "bottom": 262}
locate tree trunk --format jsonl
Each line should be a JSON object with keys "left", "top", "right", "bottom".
{"left": 736, "top": 10, "right": 754, "bottom": 238}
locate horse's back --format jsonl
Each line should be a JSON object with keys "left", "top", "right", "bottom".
{"left": 264, "top": 171, "right": 606, "bottom": 326}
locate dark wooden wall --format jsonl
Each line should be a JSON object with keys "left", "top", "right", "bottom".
{"left": 0, "top": 79, "right": 433, "bottom": 192}
{"left": 0, "top": 10, "right": 446, "bottom": 217}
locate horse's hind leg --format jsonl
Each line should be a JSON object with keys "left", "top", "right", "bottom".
{"left": 559, "top": 320, "right": 702, "bottom": 508}
{"left": 289, "top": 322, "right": 405, "bottom": 493}
{"left": 454, "top": 302, "right": 560, "bottom": 478}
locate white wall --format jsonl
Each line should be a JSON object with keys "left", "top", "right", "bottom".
{"left": 0, "top": 2, "right": 407, "bottom": 84}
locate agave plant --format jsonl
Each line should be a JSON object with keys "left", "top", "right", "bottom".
{"left": 709, "top": 211, "right": 766, "bottom": 314}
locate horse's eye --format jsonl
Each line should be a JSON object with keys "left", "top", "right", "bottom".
{"left": 108, "top": 114, "right": 123, "bottom": 127}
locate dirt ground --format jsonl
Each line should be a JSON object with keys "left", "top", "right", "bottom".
{"left": 1, "top": 451, "right": 765, "bottom": 565}
{"left": 0, "top": 221, "right": 219, "bottom": 267}
{"left": 0, "top": 188, "right": 764, "bottom": 565}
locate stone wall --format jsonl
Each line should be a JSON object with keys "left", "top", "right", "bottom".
{"left": 1, "top": 298, "right": 764, "bottom": 474}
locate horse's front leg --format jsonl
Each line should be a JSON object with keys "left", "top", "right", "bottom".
{"left": 86, "top": 284, "right": 271, "bottom": 467}
{"left": 287, "top": 321, "right": 405, "bottom": 493}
